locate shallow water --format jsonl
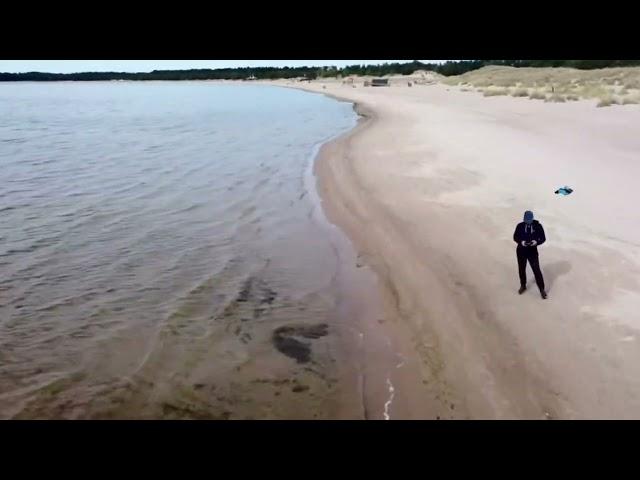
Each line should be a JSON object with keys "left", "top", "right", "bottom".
{"left": 0, "top": 81, "right": 364, "bottom": 418}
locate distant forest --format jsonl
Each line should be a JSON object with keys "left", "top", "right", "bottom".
{"left": 2, "top": 60, "right": 639, "bottom": 82}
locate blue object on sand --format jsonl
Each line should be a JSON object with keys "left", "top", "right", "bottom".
{"left": 555, "top": 186, "right": 573, "bottom": 196}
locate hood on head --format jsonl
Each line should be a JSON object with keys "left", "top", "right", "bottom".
{"left": 524, "top": 210, "right": 534, "bottom": 224}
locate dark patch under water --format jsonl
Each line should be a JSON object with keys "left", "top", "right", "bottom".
{"left": 272, "top": 323, "right": 329, "bottom": 363}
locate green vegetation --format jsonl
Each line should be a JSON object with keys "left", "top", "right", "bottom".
{"left": 3, "top": 60, "right": 640, "bottom": 82}
{"left": 0, "top": 67, "right": 321, "bottom": 82}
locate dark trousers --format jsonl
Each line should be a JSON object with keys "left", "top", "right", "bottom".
{"left": 517, "top": 247, "right": 545, "bottom": 291}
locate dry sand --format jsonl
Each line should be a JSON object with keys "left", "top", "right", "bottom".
{"left": 273, "top": 79, "right": 640, "bottom": 419}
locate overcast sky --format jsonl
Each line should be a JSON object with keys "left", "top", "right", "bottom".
{"left": 0, "top": 60, "right": 446, "bottom": 73}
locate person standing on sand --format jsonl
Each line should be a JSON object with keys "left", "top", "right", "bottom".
{"left": 513, "top": 210, "right": 547, "bottom": 299}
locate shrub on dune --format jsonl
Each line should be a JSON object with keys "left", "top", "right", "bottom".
{"left": 511, "top": 88, "right": 529, "bottom": 97}
{"left": 547, "top": 93, "right": 567, "bottom": 103}
{"left": 483, "top": 87, "right": 508, "bottom": 96}
{"left": 597, "top": 95, "right": 614, "bottom": 107}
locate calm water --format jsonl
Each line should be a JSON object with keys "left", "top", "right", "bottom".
{"left": 0, "top": 82, "right": 363, "bottom": 418}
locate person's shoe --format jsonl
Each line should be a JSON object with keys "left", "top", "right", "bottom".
{"left": 518, "top": 286, "right": 526, "bottom": 295}
{"left": 540, "top": 290, "right": 547, "bottom": 299}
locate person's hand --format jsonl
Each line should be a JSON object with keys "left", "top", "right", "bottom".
{"left": 530, "top": 240, "right": 537, "bottom": 247}
{"left": 521, "top": 241, "right": 528, "bottom": 247}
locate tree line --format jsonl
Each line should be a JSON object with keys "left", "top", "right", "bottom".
{"left": 1, "top": 60, "right": 639, "bottom": 82}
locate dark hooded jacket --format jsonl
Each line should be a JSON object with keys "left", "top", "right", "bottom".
{"left": 513, "top": 220, "right": 546, "bottom": 249}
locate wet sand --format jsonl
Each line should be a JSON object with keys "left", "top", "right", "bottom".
{"left": 279, "top": 79, "right": 640, "bottom": 419}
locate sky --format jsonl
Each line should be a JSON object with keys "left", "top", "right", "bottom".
{"left": 0, "top": 60, "right": 445, "bottom": 74}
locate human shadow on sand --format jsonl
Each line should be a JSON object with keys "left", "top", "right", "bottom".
{"left": 542, "top": 260, "right": 572, "bottom": 293}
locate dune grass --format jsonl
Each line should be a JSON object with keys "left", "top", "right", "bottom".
{"left": 546, "top": 93, "right": 567, "bottom": 103}
{"left": 510, "top": 87, "right": 529, "bottom": 97}
{"left": 482, "top": 87, "right": 509, "bottom": 96}
{"left": 443, "top": 65, "right": 640, "bottom": 106}
{"left": 597, "top": 95, "right": 616, "bottom": 107}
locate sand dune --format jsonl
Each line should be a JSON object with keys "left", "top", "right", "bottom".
{"left": 443, "top": 65, "right": 640, "bottom": 105}
{"left": 276, "top": 79, "right": 640, "bottom": 419}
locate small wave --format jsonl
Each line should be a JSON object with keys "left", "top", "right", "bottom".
{"left": 239, "top": 205, "right": 257, "bottom": 220}
{"left": 170, "top": 203, "right": 201, "bottom": 216}
{"left": 383, "top": 378, "right": 395, "bottom": 420}
{"left": 0, "top": 244, "right": 44, "bottom": 258}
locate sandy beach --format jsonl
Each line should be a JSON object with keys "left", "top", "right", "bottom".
{"left": 274, "top": 78, "right": 640, "bottom": 419}
{"left": 3, "top": 73, "right": 640, "bottom": 420}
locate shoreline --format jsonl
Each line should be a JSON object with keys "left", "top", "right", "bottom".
{"left": 300, "top": 91, "right": 414, "bottom": 419}
{"left": 6, "top": 78, "right": 640, "bottom": 419}
{"left": 271, "top": 81, "right": 443, "bottom": 418}
{"left": 279, "top": 80, "right": 640, "bottom": 419}
{"left": 309, "top": 90, "right": 460, "bottom": 419}
{"left": 285, "top": 83, "right": 458, "bottom": 419}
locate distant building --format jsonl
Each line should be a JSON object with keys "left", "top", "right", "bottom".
{"left": 371, "top": 78, "right": 389, "bottom": 87}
